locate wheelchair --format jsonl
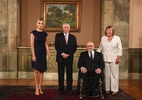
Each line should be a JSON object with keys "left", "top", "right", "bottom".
{"left": 77, "top": 70, "right": 105, "bottom": 99}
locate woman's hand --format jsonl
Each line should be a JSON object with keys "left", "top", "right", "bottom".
{"left": 115, "top": 56, "right": 121, "bottom": 64}
{"left": 32, "top": 56, "right": 36, "bottom": 62}
{"left": 48, "top": 55, "right": 51, "bottom": 60}
{"left": 115, "top": 58, "right": 120, "bottom": 64}
{"left": 115, "top": 59, "right": 119, "bottom": 64}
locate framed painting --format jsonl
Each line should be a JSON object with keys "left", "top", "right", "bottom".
{"left": 41, "top": 0, "right": 81, "bottom": 32}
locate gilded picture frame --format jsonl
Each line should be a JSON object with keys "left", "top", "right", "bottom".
{"left": 41, "top": 0, "right": 81, "bottom": 32}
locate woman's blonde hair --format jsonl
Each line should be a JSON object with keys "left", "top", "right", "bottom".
{"left": 36, "top": 18, "right": 44, "bottom": 24}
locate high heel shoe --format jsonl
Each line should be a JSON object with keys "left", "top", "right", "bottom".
{"left": 112, "top": 91, "right": 117, "bottom": 95}
{"left": 106, "top": 91, "right": 110, "bottom": 94}
{"left": 35, "top": 91, "right": 39, "bottom": 96}
{"left": 39, "top": 89, "right": 43, "bottom": 94}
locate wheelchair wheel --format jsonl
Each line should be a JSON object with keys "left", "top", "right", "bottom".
{"left": 99, "top": 94, "right": 104, "bottom": 99}
{"left": 79, "top": 94, "right": 84, "bottom": 99}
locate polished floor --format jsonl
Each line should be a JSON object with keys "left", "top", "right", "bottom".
{"left": 0, "top": 79, "right": 142, "bottom": 100}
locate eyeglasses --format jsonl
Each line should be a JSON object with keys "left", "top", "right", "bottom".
{"left": 86, "top": 45, "right": 94, "bottom": 47}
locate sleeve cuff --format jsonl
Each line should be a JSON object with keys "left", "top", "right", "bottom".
{"left": 61, "top": 53, "right": 64, "bottom": 56}
{"left": 81, "top": 67, "right": 84, "bottom": 70}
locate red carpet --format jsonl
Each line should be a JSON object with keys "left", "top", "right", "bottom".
{"left": 6, "top": 88, "right": 108, "bottom": 100}
{"left": 0, "top": 86, "right": 135, "bottom": 100}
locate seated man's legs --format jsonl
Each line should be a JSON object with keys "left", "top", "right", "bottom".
{"left": 81, "top": 71, "right": 102, "bottom": 96}
{"left": 81, "top": 72, "right": 90, "bottom": 95}
{"left": 90, "top": 72, "right": 102, "bottom": 95}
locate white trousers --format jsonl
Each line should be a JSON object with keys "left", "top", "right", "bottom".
{"left": 105, "top": 62, "right": 119, "bottom": 92}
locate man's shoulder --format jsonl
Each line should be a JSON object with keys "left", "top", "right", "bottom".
{"left": 69, "top": 34, "right": 76, "bottom": 41}
{"left": 95, "top": 50, "right": 102, "bottom": 55}
{"left": 56, "top": 32, "right": 63, "bottom": 35}
{"left": 69, "top": 33, "right": 76, "bottom": 37}
{"left": 81, "top": 51, "right": 88, "bottom": 54}
{"left": 55, "top": 32, "right": 63, "bottom": 37}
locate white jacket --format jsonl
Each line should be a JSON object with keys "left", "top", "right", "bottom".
{"left": 97, "top": 35, "right": 122, "bottom": 62}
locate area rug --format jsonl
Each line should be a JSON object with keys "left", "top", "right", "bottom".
{"left": 0, "top": 86, "right": 135, "bottom": 100}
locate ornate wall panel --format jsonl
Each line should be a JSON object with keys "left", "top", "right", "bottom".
{"left": 129, "top": 48, "right": 142, "bottom": 73}
{"left": 18, "top": 47, "right": 86, "bottom": 72}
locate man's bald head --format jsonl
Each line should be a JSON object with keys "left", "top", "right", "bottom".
{"left": 86, "top": 41, "right": 95, "bottom": 51}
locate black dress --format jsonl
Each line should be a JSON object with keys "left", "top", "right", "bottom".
{"left": 31, "top": 30, "right": 48, "bottom": 72}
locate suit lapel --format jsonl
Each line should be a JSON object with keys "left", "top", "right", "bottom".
{"left": 88, "top": 50, "right": 95, "bottom": 60}
{"left": 93, "top": 50, "right": 95, "bottom": 57}
{"left": 93, "top": 50, "right": 96, "bottom": 59}
{"left": 86, "top": 51, "right": 90, "bottom": 59}
{"left": 66, "top": 34, "right": 70, "bottom": 45}
{"left": 61, "top": 33, "right": 66, "bottom": 45}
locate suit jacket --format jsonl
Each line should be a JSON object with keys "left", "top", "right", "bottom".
{"left": 78, "top": 50, "right": 104, "bottom": 72}
{"left": 55, "top": 32, "right": 77, "bottom": 63}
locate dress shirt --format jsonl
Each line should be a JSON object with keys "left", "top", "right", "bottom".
{"left": 81, "top": 50, "right": 95, "bottom": 69}
{"left": 64, "top": 33, "right": 69, "bottom": 44}
{"left": 64, "top": 33, "right": 69, "bottom": 38}
{"left": 98, "top": 35, "right": 122, "bottom": 62}
{"left": 61, "top": 33, "right": 69, "bottom": 55}
{"left": 88, "top": 50, "right": 95, "bottom": 59}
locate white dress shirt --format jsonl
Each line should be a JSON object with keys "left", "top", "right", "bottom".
{"left": 64, "top": 33, "right": 69, "bottom": 38}
{"left": 98, "top": 35, "right": 122, "bottom": 62}
{"left": 88, "top": 50, "right": 95, "bottom": 59}
{"left": 61, "top": 33, "right": 69, "bottom": 56}
{"left": 64, "top": 33, "right": 69, "bottom": 44}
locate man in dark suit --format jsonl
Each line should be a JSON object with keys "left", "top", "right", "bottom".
{"left": 78, "top": 41, "right": 104, "bottom": 96}
{"left": 55, "top": 23, "right": 77, "bottom": 95}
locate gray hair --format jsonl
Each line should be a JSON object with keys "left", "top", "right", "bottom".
{"left": 62, "top": 23, "right": 70, "bottom": 28}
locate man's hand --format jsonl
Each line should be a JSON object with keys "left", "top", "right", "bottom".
{"left": 62, "top": 53, "right": 69, "bottom": 58}
{"left": 95, "top": 68, "right": 101, "bottom": 74}
{"left": 81, "top": 67, "right": 87, "bottom": 73}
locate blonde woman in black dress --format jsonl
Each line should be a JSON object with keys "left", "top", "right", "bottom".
{"left": 30, "top": 18, "right": 51, "bottom": 96}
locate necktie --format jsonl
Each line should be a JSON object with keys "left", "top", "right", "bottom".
{"left": 90, "top": 51, "right": 93, "bottom": 59}
{"left": 65, "top": 34, "right": 68, "bottom": 44}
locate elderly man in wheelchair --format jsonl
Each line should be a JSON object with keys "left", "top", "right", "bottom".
{"left": 77, "top": 41, "right": 105, "bottom": 99}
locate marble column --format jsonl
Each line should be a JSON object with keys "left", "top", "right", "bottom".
{"left": 0, "top": 0, "right": 19, "bottom": 78}
{"left": 102, "top": 0, "right": 129, "bottom": 79}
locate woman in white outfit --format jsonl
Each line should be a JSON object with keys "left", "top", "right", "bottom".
{"left": 97, "top": 25, "right": 122, "bottom": 95}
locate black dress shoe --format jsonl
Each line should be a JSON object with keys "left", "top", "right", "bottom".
{"left": 67, "top": 90, "right": 72, "bottom": 95}
{"left": 99, "top": 94, "right": 104, "bottom": 99}
{"left": 58, "top": 90, "right": 64, "bottom": 95}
